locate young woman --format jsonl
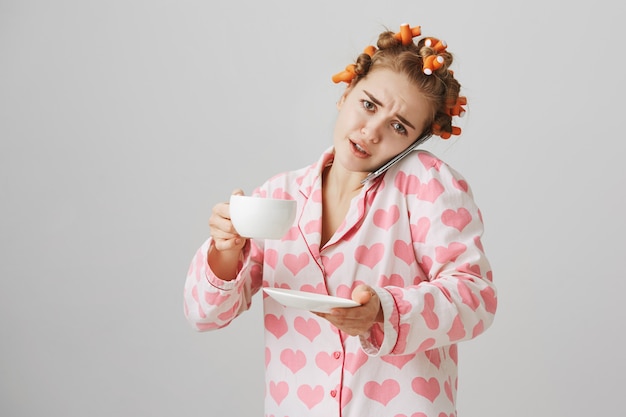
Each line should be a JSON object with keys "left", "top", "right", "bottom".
{"left": 184, "top": 23, "right": 497, "bottom": 417}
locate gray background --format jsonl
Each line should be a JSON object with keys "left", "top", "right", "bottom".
{"left": 1, "top": 0, "right": 624, "bottom": 416}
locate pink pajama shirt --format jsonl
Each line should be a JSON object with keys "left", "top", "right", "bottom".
{"left": 184, "top": 147, "right": 497, "bottom": 417}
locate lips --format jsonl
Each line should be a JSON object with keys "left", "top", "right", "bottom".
{"left": 349, "top": 139, "right": 370, "bottom": 157}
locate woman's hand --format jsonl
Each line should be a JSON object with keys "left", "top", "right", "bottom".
{"left": 316, "top": 285, "right": 384, "bottom": 336}
{"left": 207, "top": 189, "right": 248, "bottom": 281}
{"left": 209, "top": 189, "right": 247, "bottom": 252}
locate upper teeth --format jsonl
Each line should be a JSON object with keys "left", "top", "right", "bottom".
{"left": 355, "top": 143, "right": 365, "bottom": 153}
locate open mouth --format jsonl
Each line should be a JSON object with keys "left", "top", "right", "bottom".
{"left": 350, "top": 139, "right": 370, "bottom": 157}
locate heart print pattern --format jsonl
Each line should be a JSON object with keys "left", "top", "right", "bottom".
{"left": 183, "top": 147, "right": 496, "bottom": 417}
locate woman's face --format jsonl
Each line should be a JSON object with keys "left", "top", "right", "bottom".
{"left": 333, "top": 67, "right": 432, "bottom": 177}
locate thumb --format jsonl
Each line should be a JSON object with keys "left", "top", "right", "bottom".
{"left": 352, "top": 285, "right": 373, "bottom": 305}
{"left": 232, "top": 188, "right": 245, "bottom": 196}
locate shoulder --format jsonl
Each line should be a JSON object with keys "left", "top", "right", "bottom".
{"left": 383, "top": 149, "right": 475, "bottom": 199}
{"left": 253, "top": 147, "right": 333, "bottom": 199}
{"left": 251, "top": 169, "right": 304, "bottom": 200}
{"left": 253, "top": 156, "right": 327, "bottom": 199}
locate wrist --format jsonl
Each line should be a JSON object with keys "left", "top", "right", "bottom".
{"left": 207, "top": 241, "right": 245, "bottom": 281}
{"left": 375, "top": 302, "right": 384, "bottom": 323}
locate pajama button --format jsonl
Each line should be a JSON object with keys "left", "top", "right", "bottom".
{"left": 333, "top": 351, "right": 341, "bottom": 359}
{"left": 330, "top": 390, "right": 337, "bottom": 397}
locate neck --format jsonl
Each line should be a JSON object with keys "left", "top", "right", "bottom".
{"left": 323, "top": 163, "right": 366, "bottom": 199}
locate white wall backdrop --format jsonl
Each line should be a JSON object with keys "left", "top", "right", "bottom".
{"left": 1, "top": 1, "right": 624, "bottom": 416}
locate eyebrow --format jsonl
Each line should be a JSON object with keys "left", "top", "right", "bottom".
{"left": 363, "top": 90, "right": 416, "bottom": 131}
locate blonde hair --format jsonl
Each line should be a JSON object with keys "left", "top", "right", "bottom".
{"left": 351, "top": 29, "right": 463, "bottom": 139}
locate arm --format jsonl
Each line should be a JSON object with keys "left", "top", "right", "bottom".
{"left": 183, "top": 189, "right": 264, "bottom": 331}
{"left": 183, "top": 237, "right": 263, "bottom": 331}
{"left": 363, "top": 158, "right": 497, "bottom": 356}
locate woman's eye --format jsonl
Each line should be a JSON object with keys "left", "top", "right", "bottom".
{"left": 392, "top": 122, "right": 407, "bottom": 135}
{"left": 361, "top": 100, "right": 375, "bottom": 112}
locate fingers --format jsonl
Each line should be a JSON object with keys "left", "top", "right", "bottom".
{"left": 351, "top": 284, "right": 374, "bottom": 305}
{"left": 209, "top": 203, "right": 238, "bottom": 234}
{"left": 211, "top": 233, "right": 246, "bottom": 252}
{"left": 211, "top": 189, "right": 245, "bottom": 225}
{"left": 322, "top": 306, "right": 374, "bottom": 336}
{"left": 209, "top": 189, "right": 248, "bottom": 252}
{"left": 317, "top": 286, "right": 382, "bottom": 336}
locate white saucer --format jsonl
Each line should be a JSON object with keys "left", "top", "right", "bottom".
{"left": 263, "top": 287, "right": 360, "bottom": 313}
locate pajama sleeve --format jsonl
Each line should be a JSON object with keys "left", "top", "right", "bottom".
{"left": 361, "top": 156, "right": 497, "bottom": 356}
{"left": 183, "top": 237, "right": 264, "bottom": 331}
{"left": 183, "top": 182, "right": 282, "bottom": 331}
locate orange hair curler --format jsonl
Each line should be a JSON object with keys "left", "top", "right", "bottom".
{"left": 447, "top": 96, "right": 467, "bottom": 117}
{"left": 394, "top": 23, "right": 421, "bottom": 45}
{"left": 363, "top": 45, "right": 377, "bottom": 57}
{"left": 332, "top": 46, "right": 376, "bottom": 84}
{"left": 332, "top": 64, "right": 356, "bottom": 84}
{"left": 422, "top": 55, "right": 444, "bottom": 75}
{"left": 425, "top": 37, "right": 447, "bottom": 53}
{"left": 432, "top": 124, "right": 462, "bottom": 140}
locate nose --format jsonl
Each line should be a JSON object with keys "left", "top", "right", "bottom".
{"left": 360, "top": 119, "right": 383, "bottom": 144}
